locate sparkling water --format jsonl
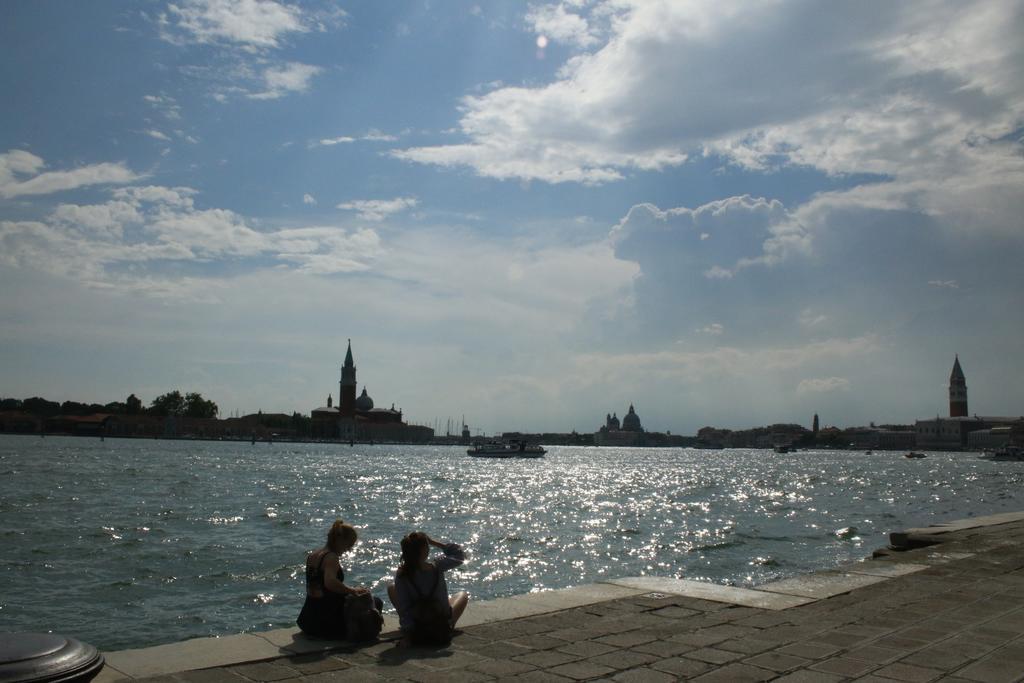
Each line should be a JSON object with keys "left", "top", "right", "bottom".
{"left": 1, "top": 434, "right": 1019, "bottom": 650}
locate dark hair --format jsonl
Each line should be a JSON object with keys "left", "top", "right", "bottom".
{"left": 327, "top": 519, "right": 357, "bottom": 554}
{"left": 398, "top": 531, "right": 429, "bottom": 578}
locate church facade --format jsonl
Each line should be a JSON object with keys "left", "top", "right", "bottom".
{"left": 310, "top": 341, "right": 433, "bottom": 443}
{"left": 594, "top": 404, "right": 645, "bottom": 446}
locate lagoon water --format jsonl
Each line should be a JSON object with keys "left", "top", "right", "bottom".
{"left": 1, "top": 434, "right": 1021, "bottom": 650}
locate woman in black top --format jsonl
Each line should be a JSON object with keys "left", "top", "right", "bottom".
{"left": 297, "top": 519, "right": 379, "bottom": 638}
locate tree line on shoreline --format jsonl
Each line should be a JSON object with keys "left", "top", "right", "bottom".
{"left": 0, "top": 391, "right": 218, "bottom": 419}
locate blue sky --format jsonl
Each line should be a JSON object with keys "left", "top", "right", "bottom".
{"left": 2, "top": 0, "right": 1023, "bottom": 435}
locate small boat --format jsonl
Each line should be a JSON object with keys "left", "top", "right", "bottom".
{"left": 904, "top": 451, "right": 927, "bottom": 459}
{"left": 980, "top": 446, "right": 1024, "bottom": 461}
{"left": 773, "top": 445, "right": 791, "bottom": 453}
{"left": 468, "top": 441, "right": 546, "bottom": 458}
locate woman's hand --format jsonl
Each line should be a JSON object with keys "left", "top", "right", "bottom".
{"left": 350, "top": 586, "right": 370, "bottom": 596}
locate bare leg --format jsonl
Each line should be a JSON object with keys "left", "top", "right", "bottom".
{"left": 449, "top": 591, "right": 469, "bottom": 627}
{"left": 386, "top": 582, "right": 398, "bottom": 610}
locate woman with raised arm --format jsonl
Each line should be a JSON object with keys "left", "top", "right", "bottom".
{"left": 297, "top": 520, "right": 381, "bottom": 638}
{"left": 387, "top": 532, "right": 468, "bottom": 646}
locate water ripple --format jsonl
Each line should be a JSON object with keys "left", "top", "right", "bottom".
{"left": 1, "top": 436, "right": 1021, "bottom": 650}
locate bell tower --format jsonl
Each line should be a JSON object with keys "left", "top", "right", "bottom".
{"left": 949, "top": 355, "right": 967, "bottom": 417}
{"left": 339, "top": 340, "right": 357, "bottom": 417}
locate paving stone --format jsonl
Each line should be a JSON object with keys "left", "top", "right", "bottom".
{"left": 546, "top": 661, "right": 616, "bottom": 680}
{"left": 300, "top": 669, "right": 386, "bottom": 682}
{"left": 227, "top": 661, "right": 299, "bottom": 681}
{"left": 808, "top": 656, "right": 878, "bottom": 677}
{"left": 172, "top": 670, "right": 250, "bottom": 682}
{"left": 649, "top": 656, "right": 712, "bottom": 677}
{"left": 409, "top": 649, "right": 488, "bottom": 671}
{"left": 900, "top": 646, "right": 974, "bottom": 670}
{"left": 775, "top": 642, "right": 842, "bottom": 660}
{"left": 284, "top": 655, "right": 351, "bottom": 675}
{"left": 649, "top": 606, "right": 699, "bottom": 620}
{"left": 405, "top": 669, "right": 494, "bottom": 683}
{"left": 742, "top": 651, "right": 811, "bottom": 673}
{"left": 506, "top": 635, "right": 566, "bottom": 651}
{"left": 772, "top": 671, "right": 845, "bottom": 683}
{"left": 873, "top": 635, "right": 933, "bottom": 652}
{"left": 467, "top": 658, "right": 537, "bottom": 677}
{"left": 715, "top": 638, "right": 777, "bottom": 655}
{"left": 843, "top": 644, "right": 904, "bottom": 664}
{"left": 689, "top": 662, "right": 774, "bottom": 682}
{"left": 871, "top": 662, "right": 946, "bottom": 682}
{"left": 610, "top": 667, "right": 676, "bottom": 683}
{"left": 505, "top": 671, "right": 575, "bottom": 682}
{"left": 684, "top": 647, "right": 743, "bottom": 665}
{"left": 464, "top": 641, "right": 535, "bottom": 660}
{"left": 592, "top": 632, "right": 656, "bottom": 648}
{"left": 554, "top": 641, "right": 618, "bottom": 658}
{"left": 810, "top": 629, "right": 876, "bottom": 648}
{"left": 584, "top": 650, "right": 658, "bottom": 671}
{"left": 510, "top": 650, "right": 580, "bottom": 668}
{"left": 628, "top": 639, "right": 694, "bottom": 657}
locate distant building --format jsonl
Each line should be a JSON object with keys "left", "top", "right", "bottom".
{"left": 916, "top": 355, "right": 1022, "bottom": 449}
{"left": 595, "top": 404, "right": 643, "bottom": 446}
{"left": 949, "top": 355, "right": 968, "bottom": 417}
{"left": 310, "top": 340, "right": 433, "bottom": 443}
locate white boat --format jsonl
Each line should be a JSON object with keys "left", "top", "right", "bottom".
{"left": 467, "top": 441, "right": 546, "bottom": 458}
{"left": 980, "top": 446, "right": 1024, "bottom": 461}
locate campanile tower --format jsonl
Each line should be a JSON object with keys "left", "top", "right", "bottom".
{"left": 339, "top": 340, "right": 357, "bottom": 417}
{"left": 949, "top": 355, "right": 968, "bottom": 417}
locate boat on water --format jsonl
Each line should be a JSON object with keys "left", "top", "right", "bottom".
{"left": 467, "top": 441, "right": 546, "bottom": 458}
{"left": 773, "top": 445, "right": 791, "bottom": 453}
{"left": 980, "top": 446, "right": 1024, "bottom": 462}
{"left": 904, "top": 451, "right": 927, "bottom": 459}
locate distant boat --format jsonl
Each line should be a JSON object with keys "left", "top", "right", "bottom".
{"left": 773, "top": 445, "right": 791, "bottom": 453}
{"left": 468, "top": 441, "right": 546, "bottom": 458}
{"left": 904, "top": 451, "right": 927, "bottom": 459}
{"left": 980, "top": 446, "right": 1024, "bottom": 461}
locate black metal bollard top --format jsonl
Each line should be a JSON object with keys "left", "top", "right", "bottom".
{"left": 0, "top": 633, "right": 104, "bottom": 682}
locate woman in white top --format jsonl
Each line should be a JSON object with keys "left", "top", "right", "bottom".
{"left": 387, "top": 531, "right": 468, "bottom": 646}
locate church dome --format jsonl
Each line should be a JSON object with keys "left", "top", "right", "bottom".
{"left": 622, "top": 404, "right": 643, "bottom": 432}
{"left": 355, "top": 387, "right": 374, "bottom": 411}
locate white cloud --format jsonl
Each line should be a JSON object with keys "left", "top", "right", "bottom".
{"left": 145, "top": 129, "right": 172, "bottom": 141}
{"left": 0, "top": 185, "right": 385, "bottom": 292}
{"left": 248, "top": 62, "right": 322, "bottom": 99}
{"left": 796, "top": 377, "right": 851, "bottom": 395}
{"left": 394, "top": 0, "right": 1024, "bottom": 213}
{"left": 302, "top": 193, "right": 317, "bottom": 205}
{"left": 316, "top": 136, "right": 355, "bottom": 146}
{"left": 799, "top": 309, "right": 828, "bottom": 328}
{"left": 361, "top": 130, "right": 398, "bottom": 142}
{"left": 696, "top": 323, "right": 723, "bottom": 335}
{"left": 143, "top": 94, "right": 182, "bottom": 120}
{"left": 336, "top": 197, "right": 419, "bottom": 222}
{"left": 928, "top": 279, "right": 959, "bottom": 289}
{"left": 164, "top": 0, "right": 307, "bottom": 49}
{"left": 526, "top": 3, "right": 599, "bottom": 48}
{"left": 0, "top": 150, "right": 140, "bottom": 199}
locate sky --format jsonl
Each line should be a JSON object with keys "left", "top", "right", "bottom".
{"left": 1, "top": 1, "right": 1023, "bottom": 435}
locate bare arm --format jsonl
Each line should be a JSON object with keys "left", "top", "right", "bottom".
{"left": 426, "top": 536, "right": 465, "bottom": 571}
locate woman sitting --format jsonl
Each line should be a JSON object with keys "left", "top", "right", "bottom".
{"left": 297, "top": 519, "right": 381, "bottom": 638}
{"left": 387, "top": 532, "right": 468, "bottom": 646}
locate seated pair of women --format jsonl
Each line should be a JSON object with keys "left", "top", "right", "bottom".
{"left": 297, "top": 520, "right": 468, "bottom": 644}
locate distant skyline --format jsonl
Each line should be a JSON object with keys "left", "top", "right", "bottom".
{"left": 2, "top": 1, "right": 1023, "bottom": 435}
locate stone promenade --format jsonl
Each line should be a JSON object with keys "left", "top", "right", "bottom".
{"left": 96, "top": 511, "right": 1024, "bottom": 682}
